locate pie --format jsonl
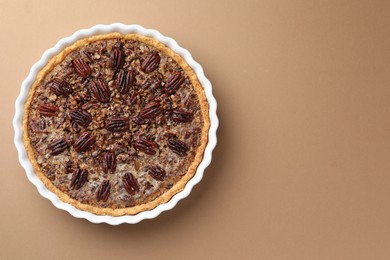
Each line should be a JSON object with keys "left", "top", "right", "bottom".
{"left": 23, "top": 33, "right": 209, "bottom": 216}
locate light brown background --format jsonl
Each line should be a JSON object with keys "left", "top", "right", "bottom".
{"left": 1, "top": 0, "right": 390, "bottom": 259}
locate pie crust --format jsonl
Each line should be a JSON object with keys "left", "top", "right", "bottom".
{"left": 23, "top": 33, "right": 209, "bottom": 216}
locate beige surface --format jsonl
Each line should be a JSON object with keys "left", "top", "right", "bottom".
{"left": 2, "top": 0, "right": 390, "bottom": 259}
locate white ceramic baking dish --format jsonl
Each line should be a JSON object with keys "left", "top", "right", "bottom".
{"left": 13, "top": 23, "right": 218, "bottom": 224}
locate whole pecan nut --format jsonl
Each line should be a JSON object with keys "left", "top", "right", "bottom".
{"left": 96, "top": 180, "right": 111, "bottom": 202}
{"left": 48, "top": 79, "right": 72, "bottom": 97}
{"left": 106, "top": 117, "right": 129, "bottom": 132}
{"left": 172, "top": 109, "right": 193, "bottom": 123}
{"left": 74, "top": 132, "right": 96, "bottom": 153}
{"left": 48, "top": 139, "right": 68, "bottom": 155}
{"left": 116, "top": 70, "right": 134, "bottom": 94}
{"left": 109, "top": 47, "right": 124, "bottom": 70}
{"left": 140, "top": 101, "right": 162, "bottom": 119}
{"left": 148, "top": 166, "right": 166, "bottom": 181}
{"left": 72, "top": 58, "right": 91, "bottom": 77}
{"left": 69, "top": 110, "right": 92, "bottom": 127}
{"left": 141, "top": 52, "right": 161, "bottom": 73}
{"left": 167, "top": 138, "right": 189, "bottom": 156}
{"left": 70, "top": 168, "right": 88, "bottom": 189}
{"left": 133, "top": 138, "right": 158, "bottom": 155}
{"left": 37, "top": 104, "right": 59, "bottom": 117}
{"left": 165, "top": 71, "right": 185, "bottom": 95}
{"left": 102, "top": 151, "right": 117, "bottom": 174}
{"left": 89, "top": 79, "right": 111, "bottom": 103}
{"left": 122, "top": 172, "right": 139, "bottom": 195}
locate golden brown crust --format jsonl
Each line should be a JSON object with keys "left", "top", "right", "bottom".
{"left": 23, "top": 33, "right": 210, "bottom": 216}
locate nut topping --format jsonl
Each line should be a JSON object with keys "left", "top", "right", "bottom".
{"left": 70, "top": 168, "right": 88, "bottom": 190}
{"left": 133, "top": 138, "right": 158, "bottom": 155}
{"left": 96, "top": 180, "right": 111, "bottom": 202}
{"left": 72, "top": 58, "right": 91, "bottom": 77}
{"left": 106, "top": 117, "right": 129, "bottom": 132}
{"left": 69, "top": 110, "right": 92, "bottom": 127}
{"left": 165, "top": 71, "right": 185, "bottom": 95}
{"left": 140, "top": 101, "right": 162, "bottom": 119}
{"left": 102, "top": 151, "right": 117, "bottom": 174}
{"left": 74, "top": 132, "right": 96, "bottom": 153}
{"left": 109, "top": 47, "right": 124, "bottom": 70}
{"left": 90, "top": 79, "right": 111, "bottom": 103}
{"left": 141, "top": 52, "right": 161, "bottom": 73}
{"left": 37, "top": 104, "right": 59, "bottom": 116}
{"left": 172, "top": 109, "right": 194, "bottom": 123}
{"left": 122, "top": 172, "right": 139, "bottom": 195}
{"left": 167, "top": 138, "right": 189, "bottom": 156}
{"left": 48, "top": 139, "right": 68, "bottom": 155}
{"left": 48, "top": 79, "right": 72, "bottom": 97}
{"left": 116, "top": 70, "right": 134, "bottom": 94}
{"left": 148, "top": 166, "right": 166, "bottom": 181}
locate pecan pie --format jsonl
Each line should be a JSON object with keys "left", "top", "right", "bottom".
{"left": 23, "top": 33, "right": 209, "bottom": 216}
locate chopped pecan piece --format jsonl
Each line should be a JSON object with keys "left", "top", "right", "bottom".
{"left": 133, "top": 138, "right": 158, "bottom": 155}
{"left": 37, "top": 104, "right": 59, "bottom": 116}
{"left": 141, "top": 52, "right": 161, "bottom": 73}
{"left": 128, "top": 91, "right": 138, "bottom": 105}
{"left": 167, "top": 139, "right": 189, "bottom": 156}
{"left": 48, "top": 79, "right": 72, "bottom": 97}
{"left": 70, "top": 168, "right": 88, "bottom": 189}
{"left": 148, "top": 166, "right": 166, "bottom": 181}
{"left": 96, "top": 180, "right": 111, "bottom": 202}
{"left": 102, "top": 151, "right": 117, "bottom": 174}
{"left": 122, "top": 172, "right": 139, "bottom": 195}
{"left": 89, "top": 79, "right": 110, "bottom": 103}
{"left": 116, "top": 70, "right": 134, "bottom": 94}
{"left": 172, "top": 109, "right": 194, "bottom": 122}
{"left": 72, "top": 58, "right": 91, "bottom": 77}
{"left": 48, "top": 139, "right": 68, "bottom": 155}
{"left": 142, "top": 79, "right": 161, "bottom": 92}
{"left": 81, "top": 101, "right": 99, "bottom": 110}
{"left": 109, "top": 47, "right": 124, "bottom": 70}
{"left": 140, "top": 101, "right": 162, "bottom": 119}
{"left": 106, "top": 117, "right": 129, "bottom": 132}
{"left": 69, "top": 110, "right": 92, "bottom": 127}
{"left": 74, "top": 132, "right": 96, "bottom": 153}
{"left": 165, "top": 71, "right": 185, "bottom": 95}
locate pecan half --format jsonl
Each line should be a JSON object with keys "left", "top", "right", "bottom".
{"left": 106, "top": 117, "right": 129, "bottom": 132}
{"left": 74, "top": 132, "right": 96, "bottom": 153}
{"left": 167, "top": 139, "right": 189, "bottom": 156}
{"left": 72, "top": 58, "right": 91, "bottom": 77}
{"left": 141, "top": 52, "right": 161, "bottom": 73}
{"left": 140, "top": 101, "right": 162, "bottom": 119}
{"left": 70, "top": 168, "right": 88, "bottom": 190}
{"left": 148, "top": 166, "right": 166, "bottom": 181}
{"left": 96, "top": 180, "right": 111, "bottom": 202}
{"left": 48, "top": 139, "right": 68, "bottom": 155}
{"left": 90, "top": 79, "right": 110, "bottom": 103}
{"left": 48, "top": 79, "right": 72, "bottom": 97}
{"left": 116, "top": 70, "right": 134, "bottom": 94}
{"left": 69, "top": 110, "right": 92, "bottom": 127}
{"left": 165, "top": 71, "right": 185, "bottom": 95}
{"left": 172, "top": 109, "right": 194, "bottom": 123}
{"left": 37, "top": 104, "right": 59, "bottom": 116}
{"left": 102, "top": 151, "right": 117, "bottom": 174}
{"left": 109, "top": 47, "right": 124, "bottom": 70}
{"left": 133, "top": 138, "right": 158, "bottom": 155}
{"left": 122, "top": 172, "right": 139, "bottom": 195}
